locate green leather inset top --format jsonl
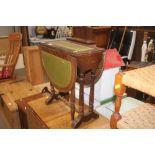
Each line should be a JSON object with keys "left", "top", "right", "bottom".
{"left": 41, "top": 50, "right": 72, "bottom": 89}
{"left": 47, "top": 40, "right": 93, "bottom": 52}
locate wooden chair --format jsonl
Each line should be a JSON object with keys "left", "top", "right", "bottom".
{"left": 0, "top": 32, "right": 22, "bottom": 80}
{"left": 40, "top": 48, "right": 77, "bottom": 126}
{"left": 110, "top": 64, "right": 155, "bottom": 129}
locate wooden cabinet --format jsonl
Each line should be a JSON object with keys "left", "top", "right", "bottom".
{"left": 72, "top": 26, "right": 111, "bottom": 48}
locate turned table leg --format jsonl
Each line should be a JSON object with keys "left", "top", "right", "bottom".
{"left": 80, "top": 71, "right": 99, "bottom": 123}
{"left": 89, "top": 71, "right": 95, "bottom": 113}
{"left": 78, "top": 71, "right": 99, "bottom": 122}
{"left": 79, "top": 72, "right": 85, "bottom": 117}
{"left": 70, "top": 85, "right": 75, "bottom": 121}
{"left": 72, "top": 72, "right": 85, "bottom": 128}
{"left": 72, "top": 71, "right": 100, "bottom": 128}
{"left": 110, "top": 72, "right": 126, "bottom": 129}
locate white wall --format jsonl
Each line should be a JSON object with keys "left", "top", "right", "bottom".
{"left": 15, "top": 54, "right": 24, "bottom": 69}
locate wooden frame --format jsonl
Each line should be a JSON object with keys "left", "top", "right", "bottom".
{"left": 39, "top": 40, "right": 104, "bottom": 128}
{"left": 23, "top": 46, "right": 44, "bottom": 85}
{"left": 39, "top": 44, "right": 77, "bottom": 126}
{"left": 0, "top": 32, "right": 22, "bottom": 80}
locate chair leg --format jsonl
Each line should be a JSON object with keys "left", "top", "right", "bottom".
{"left": 110, "top": 72, "right": 126, "bottom": 129}
{"left": 110, "top": 96, "right": 123, "bottom": 129}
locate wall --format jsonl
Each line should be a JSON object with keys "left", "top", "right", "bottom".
{"left": 0, "top": 26, "right": 20, "bottom": 36}
{"left": 0, "top": 26, "right": 14, "bottom": 36}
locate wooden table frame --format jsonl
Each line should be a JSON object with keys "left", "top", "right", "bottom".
{"left": 39, "top": 40, "right": 104, "bottom": 128}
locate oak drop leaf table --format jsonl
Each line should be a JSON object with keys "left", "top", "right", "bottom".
{"left": 39, "top": 40, "right": 105, "bottom": 128}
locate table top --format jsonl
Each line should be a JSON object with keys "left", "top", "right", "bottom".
{"left": 40, "top": 39, "right": 104, "bottom": 56}
{"left": 46, "top": 40, "right": 93, "bottom": 51}
{"left": 39, "top": 39, "right": 105, "bottom": 75}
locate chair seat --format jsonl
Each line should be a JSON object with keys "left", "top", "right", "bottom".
{"left": 122, "top": 64, "right": 155, "bottom": 97}
{"left": 117, "top": 103, "right": 155, "bottom": 129}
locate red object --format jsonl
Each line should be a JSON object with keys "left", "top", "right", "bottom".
{"left": 3, "top": 69, "right": 10, "bottom": 78}
{"left": 104, "top": 48, "right": 125, "bottom": 70}
{"left": 0, "top": 71, "right": 3, "bottom": 79}
{"left": 0, "top": 69, "right": 10, "bottom": 79}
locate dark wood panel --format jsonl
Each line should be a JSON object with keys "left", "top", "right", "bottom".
{"left": 132, "top": 31, "right": 144, "bottom": 61}
{"left": 112, "top": 26, "right": 155, "bottom": 61}
{"left": 72, "top": 26, "right": 111, "bottom": 48}
{"left": 20, "top": 26, "right": 30, "bottom": 46}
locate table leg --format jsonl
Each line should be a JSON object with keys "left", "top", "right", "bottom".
{"left": 89, "top": 71, "right": 95, "bottom": 113}
{"left": 72, "top": 72, "right": 84, "bottom": 128}
{"left": 70, "top": 85, "right": 75, "bottom": 121}
{"left": 79, "top": 72, "right": 85, "bottom": 117}
{"left": 82, "top": 71, "right": 99, "bottom": 122}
